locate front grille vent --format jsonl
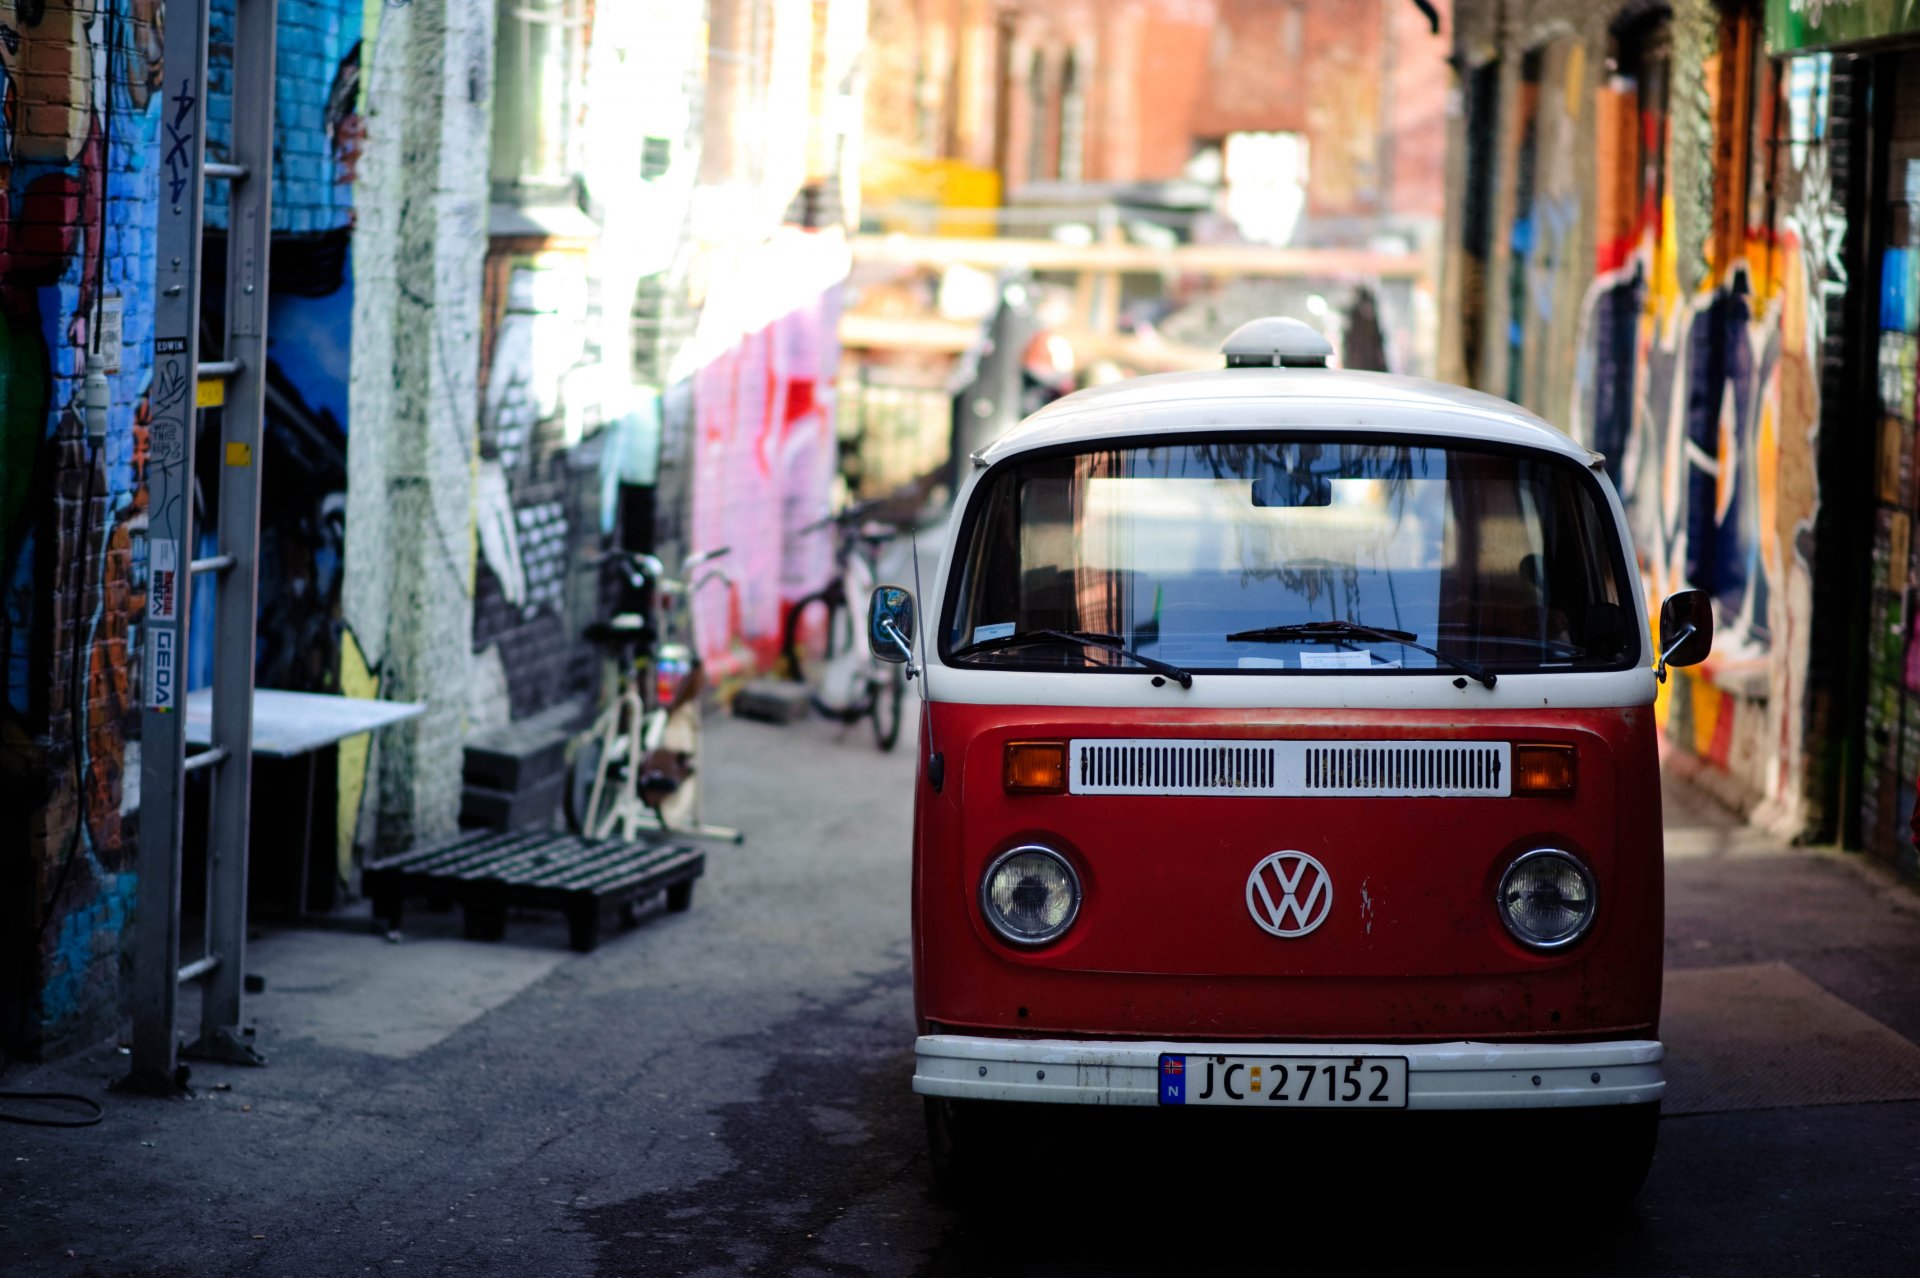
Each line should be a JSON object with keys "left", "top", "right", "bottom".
{"left": 1067, "top": 739, "right": 1511, "bottom": 797}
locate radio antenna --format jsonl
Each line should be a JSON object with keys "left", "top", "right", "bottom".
{"left": 909, "top": 527, "right": 934, "bottom": 704}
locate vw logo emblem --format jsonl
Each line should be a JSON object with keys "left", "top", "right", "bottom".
{"left": 1246, "top": 851, "right": 1333, "bottom": 938}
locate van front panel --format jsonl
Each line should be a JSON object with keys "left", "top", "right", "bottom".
{"left": 912, "top": 702, "right": 1663, "bottom": 1043}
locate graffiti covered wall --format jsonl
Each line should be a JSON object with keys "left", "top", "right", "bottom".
{"left": 1578, "top": 19, "right": 1839, "bottom": 828}
{"left": 206, "top": 0, "right": 365, "bottom": 694}
{"left": 1448, "top": 1, "right": 1849, "bottom": 831}
{"left": 2, "top": 0, "right": 165, "bottom": 1056}
{"left": 0, "top": 0, "right": 372, "bottom": 1058}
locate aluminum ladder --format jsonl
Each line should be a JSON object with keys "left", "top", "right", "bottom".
{"left": 124, "top": 0, "right": 278, "bottom": 1090}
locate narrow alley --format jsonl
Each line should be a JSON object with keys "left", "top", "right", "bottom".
{"left": 6, "top": 4, "right": 1920, "bottom": 1275}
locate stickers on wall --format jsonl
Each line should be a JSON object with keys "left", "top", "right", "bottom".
{"left": 150, "top": 540, "right": 179, "bottom": 622}
{"left": 148, "top": 628, "right": 178, "bottom": 712}
{"left": 98, "top": 296, "right": 123, "bottom": 373}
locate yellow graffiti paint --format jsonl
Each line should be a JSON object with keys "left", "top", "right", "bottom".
{"left": 1691, "top": 676, "right": 1723, "bottom": 759}
{"left": 1653, "top": 196, "right": 1683, "bottom": 316}
{"left": 1653, "top": 617, "right": 1673, "bottom": 731}
{"left": 336, "top": 628, "right": 378, "bottom": 881}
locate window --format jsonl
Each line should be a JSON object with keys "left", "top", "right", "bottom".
{"left": 492, "top": 0, "right": 591, "bottom": 198}
{"left": 1026, "top": 51, "right": 1049, "bottom": 182}
{"left": 1223, "top": 131, "right": 1308, "bottom": 245}
{"left": 944, "top": 440, "right": 1633, "bottom": 674}
{"left": 1058, "top": 52, "right": 1085, "bottom": 183}
{"left": 640, "top": 135, "right": 673, "bottom": 182}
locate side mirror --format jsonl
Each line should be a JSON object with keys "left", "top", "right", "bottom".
{"left": 868, "top": 585, "right": 915, "bottom": 665}
{"left": 1656, "top": 589, "right": 1713, "bottom": 681}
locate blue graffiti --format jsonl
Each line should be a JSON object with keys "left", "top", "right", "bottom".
{"left": 40, "top": 873, "right": 139, "bottom": 1024}
{"left": 164, "top": 76, "right": 198, "bottom": 204}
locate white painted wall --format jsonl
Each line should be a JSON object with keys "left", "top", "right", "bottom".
{"left": 344, "top": 0, "right": 498, "bottom": 849}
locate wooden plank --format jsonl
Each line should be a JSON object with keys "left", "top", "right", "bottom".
{"left": 450, "top": 836, "right": 613, "bottom": 884}
{"left": 368, "top": 827, "right": 540, "bottom": 873}
{"left": 851, "top": 233, "right": 1429, "bottom": 280}
{"left": 571, "top": 849, "right": 704, "bottom": 895}
{"left": 542, "top": 842, "right": 695, "bottom": 888}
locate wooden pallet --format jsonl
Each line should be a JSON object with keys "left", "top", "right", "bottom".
{"left": 364, "top": 828, "right": 705, "bottom": 952}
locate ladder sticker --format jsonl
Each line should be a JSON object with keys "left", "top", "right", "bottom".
{"left": 156, "top": 336, "right": 188, "bottom": 355}
{"left": 150, "top": 540, "right": 179, "bottom": 622}
{"left": 149, "top": 628, "right": 178, "bottom": 711}
{"left": 150, "top": 416, "right": 184, "bottom": 466}
{"left": 197, "top": 377, "right": 225, "bottom": 408}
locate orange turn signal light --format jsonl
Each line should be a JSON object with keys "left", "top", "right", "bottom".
{"left": 1004, "top": 741, "right": 1068, "bottom": 794}
{"left": 1513, "top": 744, "right": 1577, "bottom": 795}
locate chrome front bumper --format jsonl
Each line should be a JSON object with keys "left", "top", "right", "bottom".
{"left": 914, "top": 1034, "right": 1664, "bottom": 1110}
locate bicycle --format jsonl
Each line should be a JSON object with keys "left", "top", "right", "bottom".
{"left": 780, "top": 501, "right": 907, "bottom": 752}
{"left": 565, "top": 546, "right": 744, "bottom": 845}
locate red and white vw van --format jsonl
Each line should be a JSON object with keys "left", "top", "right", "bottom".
{"left": 867, "top": 318, "right": 1711, "bottom": 1201}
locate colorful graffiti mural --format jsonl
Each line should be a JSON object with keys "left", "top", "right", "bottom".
{"left": 688, "top": 228, "right": 847, "bottom": 676}
{"left": 2, "top": 0, "right": 167, "bottom": 1051}
{"left": 1553, "top": 18, "right": 1835, "bottom": 815}
{"left": 206, "top": 4, "right": 365, "bottom": 694}
{"left": 2, "top": 1, "right": 374, "bottom": 1054}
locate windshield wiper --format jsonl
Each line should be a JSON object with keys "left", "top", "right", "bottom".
{"left": 1224, "top": 620, "right": 1497, "bottom": 690}
{"left": 952, "top": 628, "right": 1193, "bottom": 689}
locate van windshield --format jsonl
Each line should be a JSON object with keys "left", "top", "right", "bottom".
{"left": 943, "top": 439, "right": 1636, "bottom": 675}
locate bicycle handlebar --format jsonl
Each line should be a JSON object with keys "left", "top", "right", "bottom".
{"left": 800, "top": 499, "right": 901, "bottom": 537}
{"left": 592, "top": 547, "right": 734, "bottom": 589}
{"left": 591, "top": 549, "right": 665, "bottom": 588}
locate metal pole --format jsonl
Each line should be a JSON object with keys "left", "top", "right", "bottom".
{"left": 186, "top": 0, "right": 276, "bottom": 1067}
{"left": 125, "top": 0, "right": 212, "bottom": 1093}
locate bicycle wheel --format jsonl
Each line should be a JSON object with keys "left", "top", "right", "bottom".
{"left": 564, "top": 733, "right": 623, "bottom": 835}
{"left": 816, "top": 594, "right": 875, "bottom": 722}
{"left": 780, "top": 586, "right": 838, "bottom": 684}
{"left": 870, "top": 661, "right": 905, "bottom": 752}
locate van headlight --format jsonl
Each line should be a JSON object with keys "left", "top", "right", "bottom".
{"left": 1497, "top": 849, "right": 1596, "bottom": 949}
{"left": 981, "top": 845, "right": 1081, "bottom": 946}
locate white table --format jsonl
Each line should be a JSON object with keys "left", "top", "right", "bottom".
{"left": 185, "top": 689, "right": 426, "bottom": 913}
{"left": 185, "top": 688, "right": 424, "bottom": 757}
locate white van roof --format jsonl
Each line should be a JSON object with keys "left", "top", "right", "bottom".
{"left": 977, "top": 366, "right": 1598, "bottom": 467}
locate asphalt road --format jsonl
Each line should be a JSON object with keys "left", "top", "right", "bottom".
{"left": 4, "top": 705, "right": 1919, "bottom": 1277}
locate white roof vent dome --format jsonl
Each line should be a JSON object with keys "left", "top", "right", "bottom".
{"left": 1220, "top": 316, "right": 1334, "bottom": 369}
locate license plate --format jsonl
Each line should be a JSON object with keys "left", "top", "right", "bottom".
{"left": 1158, "top": 1054, "right": 1409, "bottom": 1108}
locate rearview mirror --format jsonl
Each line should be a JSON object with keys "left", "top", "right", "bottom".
{"left": 1656, "top": 589, "right": 1713, "bottom": 681}
{"left": 1251, "top": 469, "right": 1333, "bottom": 508}
{"left": 869, "top": 585, "right": 915, "bottom": 665}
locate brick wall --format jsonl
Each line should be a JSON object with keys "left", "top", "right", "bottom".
{"left": 207, "top": 0, "right": 362, "bottom": 236}
{"left": 2, "top": 0, "right": 166, "bottom": 1059}
{"left": 472, "top": 245, "right": 604, "bottom": 725}
{"left": 868, "top": 0, "right": 1449, "bottom": 224}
